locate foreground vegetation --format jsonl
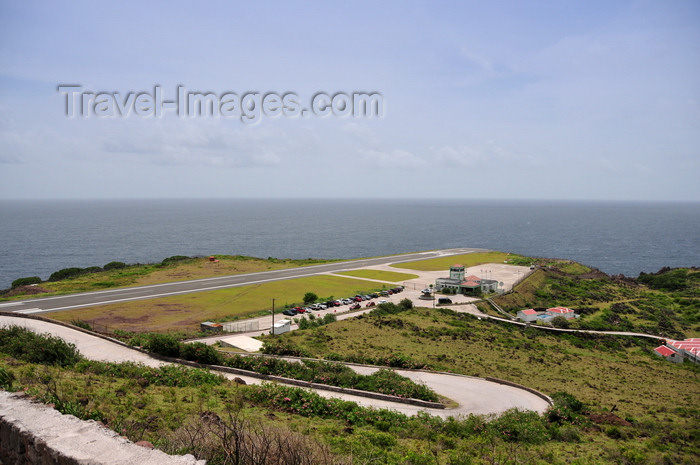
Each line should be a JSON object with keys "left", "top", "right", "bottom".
{"left": 5, "top": 325, "right": 697, "bottom": 464}
{"left": 259, "top": 303, "right": 700, "bottom": 464}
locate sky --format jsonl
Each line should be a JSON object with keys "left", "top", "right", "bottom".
{"left": 0, "top": 0, "right": 698, "bottom": 201}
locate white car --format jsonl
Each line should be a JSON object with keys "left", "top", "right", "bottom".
{"left": 378, "top": 299, "right": 389, "bottom": 304}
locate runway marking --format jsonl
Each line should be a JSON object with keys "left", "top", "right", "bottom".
{"left": 15, "top": 308, "right": 44, "bottom": 314}
{"left": 0, "top": 302, "right": 24, "bottom": 308}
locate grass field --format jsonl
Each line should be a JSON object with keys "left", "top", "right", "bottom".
{"left": 390, "top": 251, "right": 516, "bottom": 271}
{"left": 260, "top": 305, "right": 700, "bottom": 463}
{"left": 335, "top": 269, "right": 419, "bottom": 282}
{"left": 48, "top": 274, "right": 394, "bottom": 333}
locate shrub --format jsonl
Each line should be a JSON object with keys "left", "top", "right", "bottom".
{"left": 0, "top": 366, "right": 15, "bottom": 389}
{"left": 69, "top": 319, "right": 92, "bottom": 330}
{"left": 161, "top": 255, "right": 190, "bottom": 265}
{"left": 10, "top": 276, "right": 42, "bottom": 288}
{"left": 551, "top": 316, "right": 570, "bottom": 329}
{"left": 103, "top": 261, "right": 127, "bottom": 270}
{"left": 144, "top": 333, "right": 181, "bottom": 358}
{"left": 0, "top": 326, "right": 82, "bottom": 367}
{"left": 180, "top": 342, "right": 222, "bottom": 365}
{"left": 48, "top": 267, "right": 85, "bottom": 281}
{"left": 303, "top": 292, "right": 318, "bottom": 304}
{"left": 489, "top": 408, "right": 548, "bottom": 444}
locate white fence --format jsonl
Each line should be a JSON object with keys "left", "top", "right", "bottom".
{"left": 222, "top": 320, "right": 260, "bottom": 333}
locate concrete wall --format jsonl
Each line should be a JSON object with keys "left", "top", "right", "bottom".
{"left": 0, "top": 391, "right": 205, "bottom": 465}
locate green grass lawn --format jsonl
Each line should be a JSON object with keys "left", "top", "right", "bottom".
{"left": 335, "top": 269, "right": 419, "bottom": 282}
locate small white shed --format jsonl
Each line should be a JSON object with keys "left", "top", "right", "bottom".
{"left": 271, "top": 319, "right": 292, "bottom": 335}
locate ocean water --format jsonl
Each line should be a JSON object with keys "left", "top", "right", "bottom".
{"left": 1, "top": 199, "right": 698, "bottom": 290}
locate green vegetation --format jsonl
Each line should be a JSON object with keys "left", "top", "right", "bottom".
{"left": 487, "top": 265, "right": 700, "bottom": 338}
{"left": 222, "top": 356, "right": 438, "bottom": 402}
{"left": 0, "top": 326, "right": 81, "bottom": 367}
{"left": 303, "top": 292, "right": 319, "bottom": 304}
{"left": 261, "top": 305, "right": 699, "bottom": 463}
{"left": 336, "top": 269, "right": 419, "bottom": 282}
{"left": 10, "top": 276, "right": 42, "bottom": 288}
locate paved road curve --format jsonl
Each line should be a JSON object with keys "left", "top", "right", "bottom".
{"left": 0, "top": 314, "right": 551, "bottom": 418}
{"left": 0, "top": 248, "right": 488, "bottom": 315}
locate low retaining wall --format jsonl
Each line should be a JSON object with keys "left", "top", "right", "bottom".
{"left": 0, "top": 391, "right": 204, "bottom": 465}
{"left": 484, "top": 377, "right": 553, "bottom": 406}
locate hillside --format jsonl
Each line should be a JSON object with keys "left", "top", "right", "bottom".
{"left": 481, "top": 263, "right": 700, "bottom": 338}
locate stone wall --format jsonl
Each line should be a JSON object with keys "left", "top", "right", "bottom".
{"left": 0, "top": 391, "right": 205, "bottom": 465}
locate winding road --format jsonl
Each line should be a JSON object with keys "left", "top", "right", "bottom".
{"left": 0, "top": 314, "right": 551, "bottom": 418}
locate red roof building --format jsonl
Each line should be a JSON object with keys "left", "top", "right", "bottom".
{"left": 546, "top": 307, "right": 576, "bottom": 319}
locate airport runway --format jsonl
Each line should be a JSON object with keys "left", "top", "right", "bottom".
{"left": 0, "top": 248, "right": 488, "bottom": 314}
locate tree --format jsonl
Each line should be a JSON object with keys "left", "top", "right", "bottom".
{"left": 551, "top": 316, "right": 570, "bottom": 329}
{"left": 303, "top": 292, "right": 318, "bottom": 304}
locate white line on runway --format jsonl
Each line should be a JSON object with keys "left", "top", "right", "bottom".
{"left": 14, "top": 308, "right": 44, "bottom": 314}
{"left": 0, "top": 302, "right": 24, "bottom": 308}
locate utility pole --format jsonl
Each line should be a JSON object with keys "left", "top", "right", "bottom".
{"left": 271, "top": 298, "right": 275, "bottom": 335}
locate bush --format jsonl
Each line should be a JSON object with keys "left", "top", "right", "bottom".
{"left": 161, "top": 255, "right": 191, "bottom": 265}
{"left": 0, "top": 366, "right": 15, "bottom": 389}
{"left": 180, "top": 342, "right": 222, "bottom": 365}
{"left": 551, "top": 316, "right": 570, "bottom": 329}
{"left": 48, "top": 267, "right": 85, "bottom": 281}
{"left": 103, "top": 261, "right": 127, "bottom": 270}
{"left": 489, "top": 408, "right": 548, "bottom": 444}
{"left": 303, "top": 292, "right": 318, "bottom": 304}
{"left": 0, "top": 326, "right": 82, "bottom": 367}
{"left": 144, "top": 333, "right": 181, "bottom": 358}
{"left": 70, "top": 319, "right": 92, "bottom": 330}
{"left": 10, "top": 276, "right": 42, "bottom": 288}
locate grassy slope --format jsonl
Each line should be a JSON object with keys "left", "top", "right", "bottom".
{"left": 487, "top": 265, "right": 700, "bottom": 338}
{"left": 262, "top": 306, "right": 700, "bottom": 463}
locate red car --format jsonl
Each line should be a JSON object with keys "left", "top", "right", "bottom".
{"left": 349, "top": 303, "right": 361, "bottom": 310}
{"left": 365, "top": 301, "right": 376, "bottom": 307}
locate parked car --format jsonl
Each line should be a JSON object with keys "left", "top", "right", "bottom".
{"left": 316, "top": 303, "right": 327, "bottom": 310}
{"left": 353, "top": 296, "right": 363, "bottom": 302}
{"left": 282, "top": 309, "right": 297, "bottom": 316}
{"left": 365, "top": 301, "right": 376, "bottom": 307}
{"left": 349, "top": 303, "right": 361, "bottom": 310}
{"left": 325, "top": 301, "right": 337, "bottom": 307}
{"left": 380, "top": 290, "right": 389, "bottom": 296}
{"left": 363, "top": 295, "right": 372, "bottom": 300}
{"left": 378, "top": 299, "right": 388, "bottom": 304}
{"left": 296, "top": 307, "right": 307, "bottom": 313}
{"left": 370, "top": 293, "right": 379, "bottom": 298}
{"left": 342, "top": 298, "right": 353, "bottom": 305}
{"left": 438, "top": 297, "right": 452, "bottom": 304}
{"left": 334, "top": 300, "right": 343, "bottom": 306}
